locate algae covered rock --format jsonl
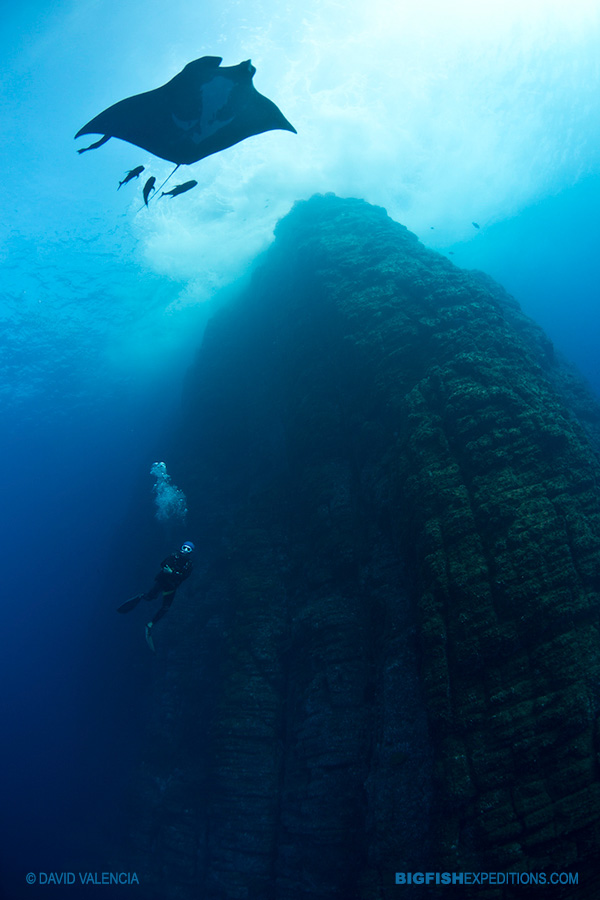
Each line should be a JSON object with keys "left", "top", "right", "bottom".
{"left": 129, "top": 195, "right": 600, "bottom": 899}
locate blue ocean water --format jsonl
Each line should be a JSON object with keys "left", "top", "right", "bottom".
{"left": 2, "top": 2, "right": 600, "bottom": 897}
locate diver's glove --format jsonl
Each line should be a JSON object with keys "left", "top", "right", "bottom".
{"left": 162, "top": 565, "right": 173, "bottom": 574}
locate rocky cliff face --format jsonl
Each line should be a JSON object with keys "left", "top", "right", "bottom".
{"left": 127, "top": 195, "right": 600, "bottom": 899}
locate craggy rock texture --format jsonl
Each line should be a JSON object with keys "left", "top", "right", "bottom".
{"left": 128, "top": 196, "right": 600, "bottom": 899}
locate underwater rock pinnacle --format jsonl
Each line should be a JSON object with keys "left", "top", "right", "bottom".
{"left": 125, "top": 194, "right": 600, "bottom": 899}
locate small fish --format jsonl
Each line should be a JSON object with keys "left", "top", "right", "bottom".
{"left": 472, "top": 221, "right": 480, "bottom": 229}
{"left": 117, "top": 165, "right": 145, "bottom": 190}
{"left": 142, "top": 176, "right": 156, "bottom": 206}
{"left": 160, "top": 180, "right": 198, "bottom": 199}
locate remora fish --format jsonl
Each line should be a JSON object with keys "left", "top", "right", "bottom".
{"left": 160, "top": 180, "right": 198, "bottom": 199}
{"left": 117, "top": 165, "right": 145, "bottom": 189}
{"left": 142, "top": 176, "right": 156, "bottom": 206}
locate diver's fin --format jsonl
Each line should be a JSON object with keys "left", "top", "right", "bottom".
{"left": 117, "top": 594, "right": 145, "bottom": 614}
{"left": 145, "top": 623, "right": 156, "bottom": 653}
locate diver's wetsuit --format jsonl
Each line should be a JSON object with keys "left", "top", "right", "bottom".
{"left": 144, "top": 551, "right": 193, "bottom": 625}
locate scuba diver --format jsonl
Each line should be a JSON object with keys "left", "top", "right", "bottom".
{"left": 117, "top": 542, "right": 195, "bottom": 652}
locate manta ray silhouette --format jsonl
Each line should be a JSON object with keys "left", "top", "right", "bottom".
{"left": 75, "top": 56, "right": 296, "bottom": 166}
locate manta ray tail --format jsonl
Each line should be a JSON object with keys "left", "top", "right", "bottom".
{"left": 154, "top": 165, "right": 181, "bottom": 197}
{"left": 138, "top": 165, "right": 181, "bottom": 211}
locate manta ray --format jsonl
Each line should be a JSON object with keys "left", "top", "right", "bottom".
{"left": 75, "top": 56, "right": 296, "bottom": 167}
